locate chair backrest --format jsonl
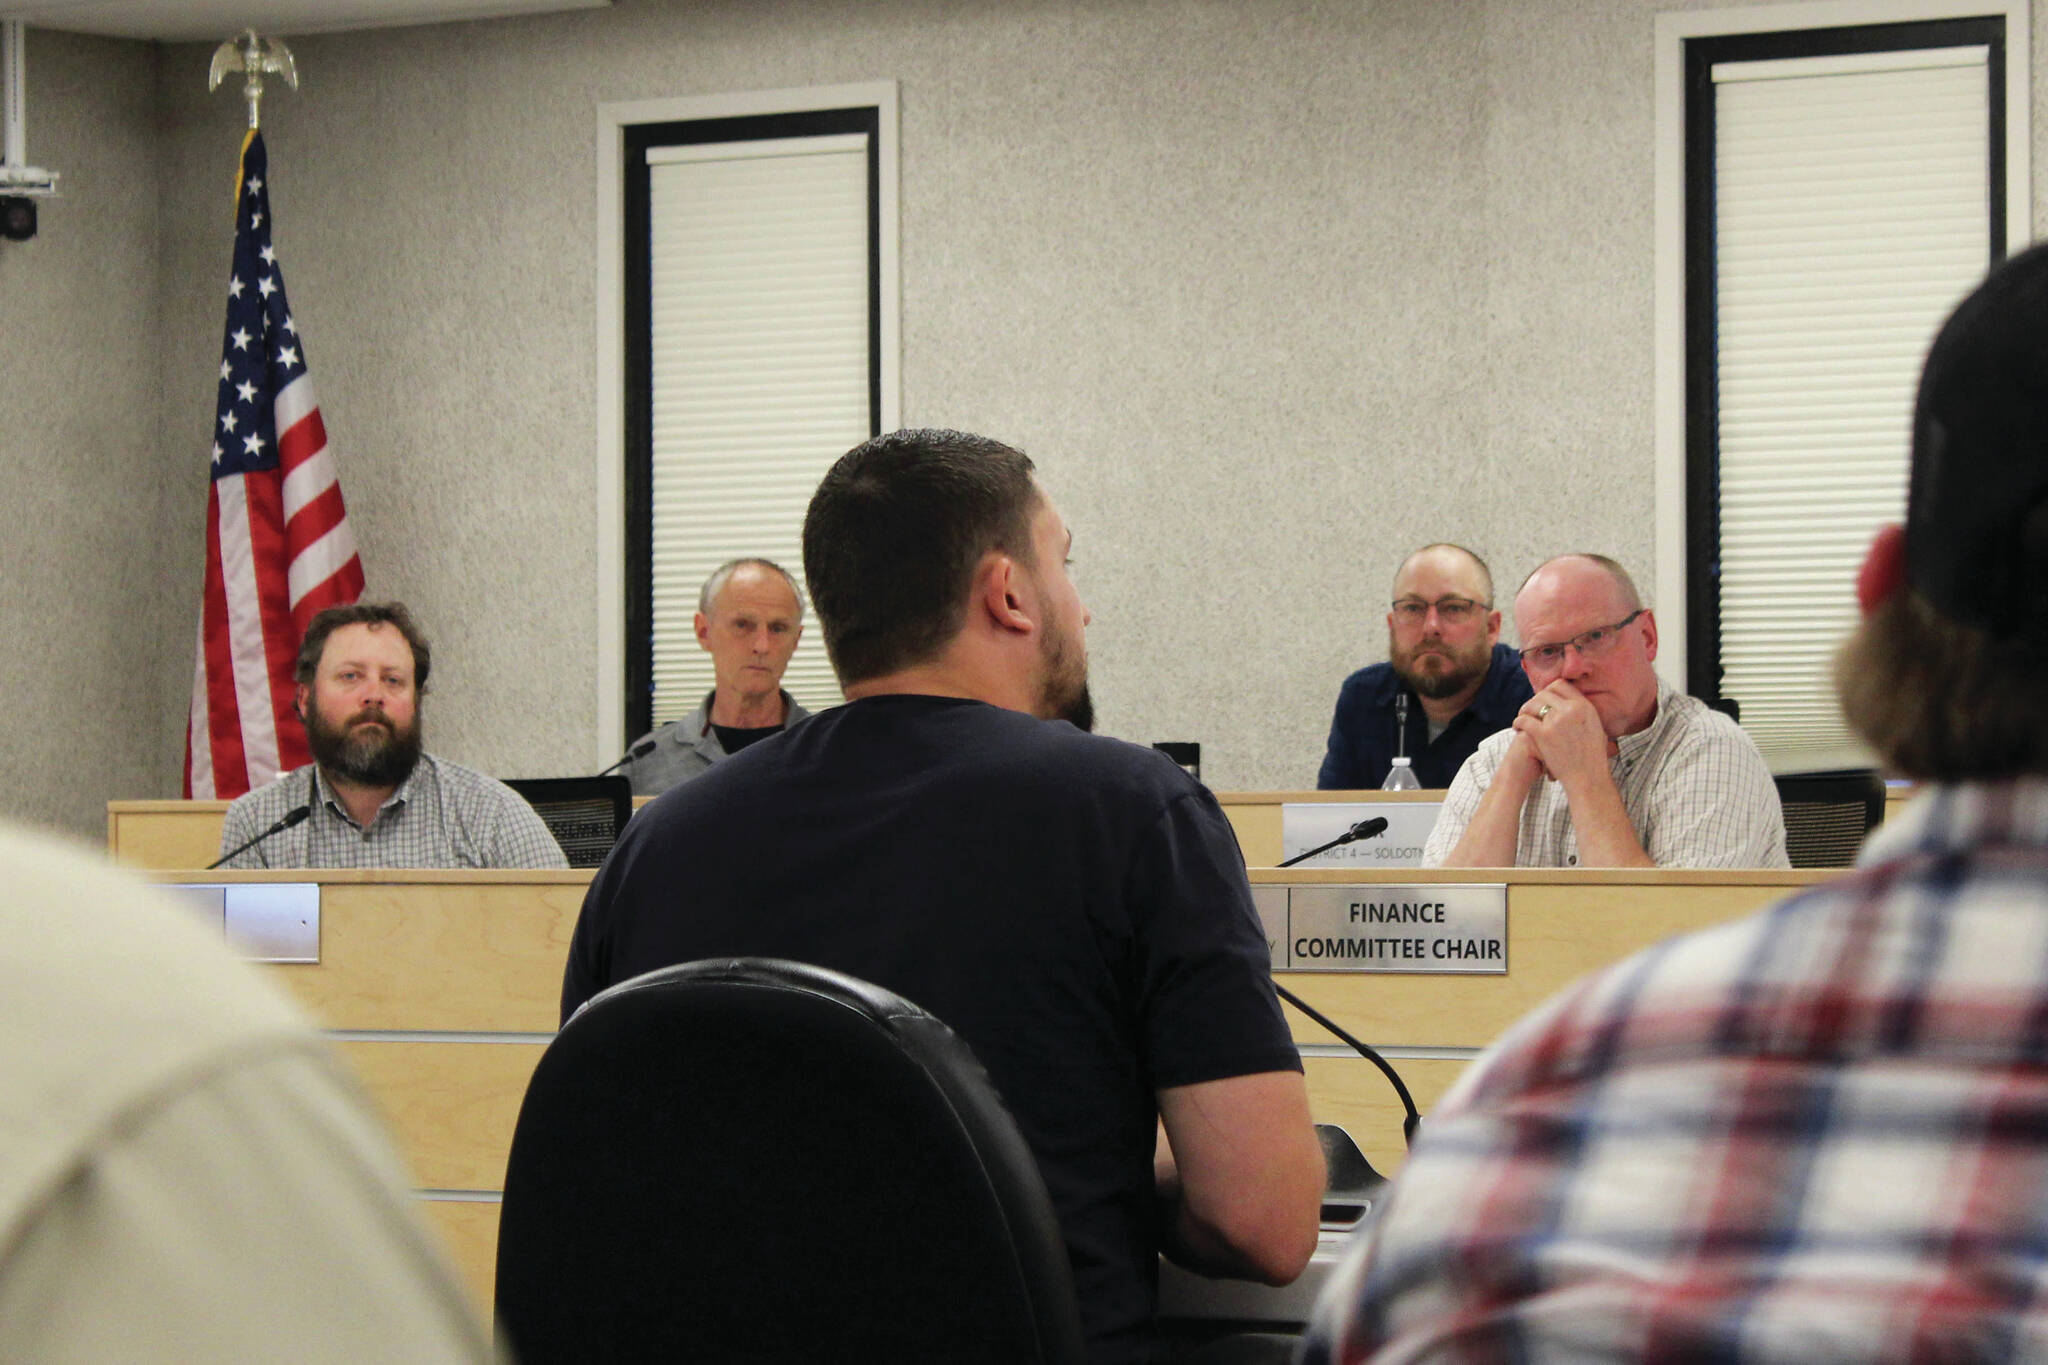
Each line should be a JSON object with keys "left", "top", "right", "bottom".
{"left": 1773, "top": 768, "right": 1887, "bottom": 869}
{"left": 495, "top": 957, "right": 1086, "bottom": 1365}
{"left": 503, "top": 775, "right": 631, "bottom": 868}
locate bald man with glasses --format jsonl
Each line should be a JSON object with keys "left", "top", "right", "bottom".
{"left": 1424, "top": 554, "right": 1787, "bottom": 868}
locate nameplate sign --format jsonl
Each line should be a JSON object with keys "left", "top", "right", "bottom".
{"left": 163, "top": 882, "right": 320, "bottom": 963}
{"left": 1254, "top": 884, "right": 1506, "bottom": 974}
{"left": 1280, "top": 802, "right": 1442, "bottom": 869}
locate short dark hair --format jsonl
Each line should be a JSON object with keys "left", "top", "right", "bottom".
{"left": 802, "top": 429, "right": 1040, "bottom": 685}
{"left": 294, "top": 601, "right": 432, "bottom": 694}
{"left": 1836, "top": 588, "right": 2048, "bottom": 780}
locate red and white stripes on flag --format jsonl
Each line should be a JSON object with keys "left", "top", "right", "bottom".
{"left": 184, "top": 131, "right": 364, "bottom": 799}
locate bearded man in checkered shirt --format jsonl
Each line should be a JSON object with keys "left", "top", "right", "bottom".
{"left": 218, "top": 602, "right": 566, "bottom": 869}
{"left": 1302, "top": 244, "right": 2048, "bottom": 1362}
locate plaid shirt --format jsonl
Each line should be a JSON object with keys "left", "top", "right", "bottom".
{"left": 1423, "top": 680, "right": 1789, "bottom": 868}
{"left": 219, "top": 754, "right": 567, "bottom": 869}
{"left": 1305, "top": 778, "right": 2048, "bottom": 1363}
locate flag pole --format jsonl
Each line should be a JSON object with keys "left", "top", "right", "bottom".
{"left": 208, "top": 29, "right": 297, "bottom": 131}
{"left": 186, "top": 34, "right": 362, "bottom": 800}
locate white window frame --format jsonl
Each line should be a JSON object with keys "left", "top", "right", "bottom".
{"left": 593, "top": 82, "right": 900, "bottom": 764}
{"left": 1651, "top": 0, "right": 2029, "bottom": 698}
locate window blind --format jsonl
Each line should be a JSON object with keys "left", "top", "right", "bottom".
{"left": 645, "top": 134, "right": 870, "bottom": 723}
{"left": 1713, "top": 48, "right": 1990, "bottom": 763}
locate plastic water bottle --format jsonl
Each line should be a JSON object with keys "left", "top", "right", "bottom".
{"left": 1382, "top": 756, "right": 1421, "bottom": 791}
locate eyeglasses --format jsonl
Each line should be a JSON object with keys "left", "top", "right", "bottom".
{"left": 1519, "top": 609, "right": 1646, "bottom": 671}
{"left": 1390, "top": 596, "right": 1487, "bottom": 626}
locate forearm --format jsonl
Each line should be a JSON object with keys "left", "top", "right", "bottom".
{"left": 1154, "top": 1075, "right": 1324, "bottom": 1285}
{"left": 1438, "top": 770, "right": 1533, "bottom": 867}
{"left": 1155, "top": 1154, "right": 1318, "bottom": 1285}
{"left": 1560, "top": 769, "right": 1654, "bottom": 867}
{"left": 1155, "top": 1156, "right": 1258, "bottom": 1280}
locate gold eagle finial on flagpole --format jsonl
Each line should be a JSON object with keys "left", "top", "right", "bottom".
{"left": 208, "top": 29, "right": 297, "bottom": 131}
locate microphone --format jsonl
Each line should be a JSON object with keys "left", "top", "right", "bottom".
{"left": 595, "top": 737, "right": 657, "bottom": 778}
{"left": 208, "top": 804, "right": 312, "bottom": 870}
{"left": 1394, "top": 692, "right": 1409, "bottom": 760}
{"left": 1277, "top": 816, "right": 1388, "bottom": 868}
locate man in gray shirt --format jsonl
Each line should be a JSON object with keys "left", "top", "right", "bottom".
{"left": 623, "top": 558, "right": 812, "bottom": 795}
{"left": 218, "top": 601, "right": 565, "bottom": 869}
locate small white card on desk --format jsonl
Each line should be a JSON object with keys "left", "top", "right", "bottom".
{"left": 164, "top": 882, "right": 320, "bottom": 962}
{"left": 1281, "top": 801, "right": 1442, "bottom": 868}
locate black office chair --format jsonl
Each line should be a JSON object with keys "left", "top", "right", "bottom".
{"left": 1773, "top": 768, "right": 1886, "bottom": 868}
{"left": 495, "top": 957, "right": 1086, "bottom": 1364}
{"left": 503, "top": 775, "right": 631, "bottom": 868}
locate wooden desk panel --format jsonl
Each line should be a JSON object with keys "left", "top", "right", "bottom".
{"left": 265, "top": 876, "right": 585, "bottom": 1032}
{"left": 1264, "top": 868, "right": 1828, "bottom": 1048}
{"left": 123, "top": 789, "right": 1888, "bottom": 874}
{"left": 145, "top": 869, "right": 580, "bottom": 1322}
{"left": 419, "top": 1200, "right": 501, "bottom": 1319}
{"left": 139, "top": 865, "right": 1835, "bottom": 1324}
{"left": 109, "top": 800, "right": 230, "bottom": 868}
{"left": 338, "top": 1040, "right": 545, "bottom": 1191}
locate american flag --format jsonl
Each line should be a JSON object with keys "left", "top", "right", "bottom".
{"left": 184, "top": 131, "right": 364, "bottom": 799}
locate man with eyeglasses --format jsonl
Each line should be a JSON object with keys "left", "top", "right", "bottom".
{"left": 1317, "top": 544, "right": 1533, "bottom": 790}
{"left": 1422, "top": 553, "right": 1785, "bottom": 868}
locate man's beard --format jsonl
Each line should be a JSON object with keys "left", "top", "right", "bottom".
{"left": 1389, "top": 630, "right": 1492, "bottom": 702}
{"left": 306, "top": 705, "right": 423, "bottom": 788}
{"left": 1040, "top": 621, "right": 1095, "bottom": 733}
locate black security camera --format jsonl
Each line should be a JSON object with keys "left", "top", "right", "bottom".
{"left": 0, "top": 196, "right": 34, "bottom": 242}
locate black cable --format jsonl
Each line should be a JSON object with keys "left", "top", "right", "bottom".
{"left": 1273, "top": 980, "right": 1420, "bottom": 1147}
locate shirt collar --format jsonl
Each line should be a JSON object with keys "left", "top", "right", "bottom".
{"left": 1612, "top": 678, "right": 1676, "bottom": 765}
{"left": 311, "top": 758, "right": 422, "bottom": 830}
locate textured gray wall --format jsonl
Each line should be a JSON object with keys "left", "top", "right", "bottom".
{"left": 0, "top": 32, "right": 166, "bottom": 840}
{"left": 3, "top": 0, "right": 2030, "bottom": 839}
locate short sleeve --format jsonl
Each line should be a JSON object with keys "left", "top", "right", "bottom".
{"left": 1125, "top": 787, "right": 1300, "bottom": 1091}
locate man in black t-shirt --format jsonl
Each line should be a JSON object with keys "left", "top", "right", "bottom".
{"left": 564, "top": 429, "right": 1324, "bottom": 1364}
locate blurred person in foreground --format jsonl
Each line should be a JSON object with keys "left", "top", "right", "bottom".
{"left": 1302, "top": 246, "right": 2048, "bottom": 1361}
{"left": 0, "top": 823, "right": 493, "bottom": 1360}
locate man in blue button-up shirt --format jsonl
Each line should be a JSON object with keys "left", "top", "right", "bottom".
{"left": 1317, "top": 543, "right": 1532, "bottom": 790}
